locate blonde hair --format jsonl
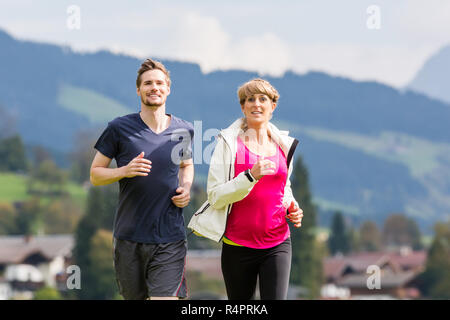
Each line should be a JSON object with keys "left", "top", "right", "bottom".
{"left": 237, "top": 78, "right": 279, "bottom": 130}
{"left": 237, "top": 78, "right": 279, "bottom": 106}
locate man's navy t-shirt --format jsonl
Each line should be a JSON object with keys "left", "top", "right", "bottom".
{"left": 94, "top": 113, "right": 194, "bottom": 244}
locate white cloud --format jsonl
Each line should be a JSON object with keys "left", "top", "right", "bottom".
{"left": 392, "top": 0, "right": 450, "bottom": 45}
{"left": 230, "top": 33, "right": 292, "bottom": 77}
{"left": 0, "top": 1, "right": 447, "bottom": 88}
{"left": 291, "top": 44, "right": 437, "bottom": 88}
{"left": 161, "top": 11, "right": 232, "bottom": 70}
{"left": 150, "top": 11, "right": 291, "bottom": 77}
{"left": 146, "top": 10, "right": 435, "bottom": 87}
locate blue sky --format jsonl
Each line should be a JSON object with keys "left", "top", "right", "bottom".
{"left": 1, "top": 0, "right": 449, "bottom": 88}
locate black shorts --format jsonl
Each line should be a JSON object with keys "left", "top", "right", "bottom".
{"left": 113, "top": 238, "right": 187, "bottom": 300}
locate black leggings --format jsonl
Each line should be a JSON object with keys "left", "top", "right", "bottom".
{"left": 221, "top": 237, "right": 291, "bottom": 300}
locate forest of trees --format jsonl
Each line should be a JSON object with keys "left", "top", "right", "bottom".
{"left": 327, "top": 211, "right": 423, "bottom": 256}
{"left": 0, "top": 134, "right": 84, "bottom": 236}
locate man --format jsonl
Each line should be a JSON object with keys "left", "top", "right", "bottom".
{"left": 90, "top": 58, "right": 194, "bottom": 300}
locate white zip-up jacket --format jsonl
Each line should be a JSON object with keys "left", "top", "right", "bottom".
{"left": 187, "top": 118, "right": 299, "bottom": 242}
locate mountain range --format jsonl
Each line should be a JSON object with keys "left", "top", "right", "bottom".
{"left": 1, "top": 29, "right": 449, "bottom": 232}
{"left": 408, "top": 44, "right": 450, "bottom": 105}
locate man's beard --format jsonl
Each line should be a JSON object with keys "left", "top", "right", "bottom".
{"left": 141, "top": 95, "right": 164, "bottom": 107}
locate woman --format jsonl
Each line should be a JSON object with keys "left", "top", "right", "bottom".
{"left": 188, "top": 78, "right": 303, "bottom": 300}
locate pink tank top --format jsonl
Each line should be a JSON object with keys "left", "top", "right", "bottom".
{"left": 224, "top": 136, "right": 290, "bottom": 249}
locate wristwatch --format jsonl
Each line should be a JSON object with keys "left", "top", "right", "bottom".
{"left": 244, "top": 169, "right": 256, "bottom": 182}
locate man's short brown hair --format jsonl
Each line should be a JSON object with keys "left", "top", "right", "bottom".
{"left": 136, "top": 58, "right": 171, "bottom": 88}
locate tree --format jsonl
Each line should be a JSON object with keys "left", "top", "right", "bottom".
{"left": 359, "top": 220, "right": 382, "bottom": 252}
{"left": 328, "top": 211, "right": 352, "bottom": 255}
{"left": 28, "top": 159, "right": 68, "bottom": 195}
{"left": 31, "top": 145, "right": 53, "bottom": 166}
{"left": 87, "top": 229, "right": 119, "bottom": 299}
{"left": 416, "top": 222, "right": 450, "bottom": 299}
{"left": 348, "top": 226, "right": 361, "bottom": 253}
{"left": 0, "top": 135, "right": 28, "bottom": 172}
{"left": 382, "top": 213, "right": 422, "bottom": 250}
{"left": 0, "top": 202, "right": 17, "bottom": 235}
{"left": 15, "top": 198, "right": 43, "bottom": 236}
{"left": 290, "top": 155, "right": 323, "bottom": 299}
{"left": 42, "top": 198, "right": 83, "bottom": 234}
{"left": 69, "top": 129, "right": 98, "bottom": 184}
{"left": 73, "top": 184, "right": 118, "bottom": 299}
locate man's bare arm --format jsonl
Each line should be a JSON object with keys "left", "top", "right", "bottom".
{"left": 90, "top": 151, "right": 152, "bottom": 186}
{"left": 171, "top": 158, "right": 194, "bottom": 208}
{"left": 179, "top": 158, "right": 194, "bottom": 190}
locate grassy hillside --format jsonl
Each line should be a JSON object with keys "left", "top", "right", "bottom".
{"left": 57, "top": 84, "right": 131, "bottom": 124}
{"left": 295, "top": 126, "right": 449, "bottom": 178}
{"left": 0, "top": 172, "right": 87, "bottom": 208}
{"left": 278, "top": 121, "right": 450, "bottom": 223}
{"left": 313, "top": 196, "right": 360, "bottom": 216}
{"left": 0, "top": 173, "right": 28, "bottom": 203}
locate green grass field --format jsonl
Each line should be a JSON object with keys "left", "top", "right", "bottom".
{"left": 0, "top": 172, "right": 87, "bottom": 208}
{"left": 57, "top": 84, "right": 131, "bottom": 124}
{"left": 0, "top": 173, "right": 28, "bottom": 202}
{"left": 313, "top": 196, "right": 360, "bottom": 216}
{"left": 294, "top": 126, "right": 450, "bottom": 179}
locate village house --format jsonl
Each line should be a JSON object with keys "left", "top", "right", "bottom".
{"left": 0, "top": 233, "right": 428, "bottom": 300}
{"left": 0, "top": 234, "right": 74, "bottom": 300}
{"left": 322, "top": 247, "right": 427, "bottom": 299}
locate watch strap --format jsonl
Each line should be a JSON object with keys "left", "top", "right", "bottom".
{"left": 244, "top": 169, "right": 255, "bottom": 182}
